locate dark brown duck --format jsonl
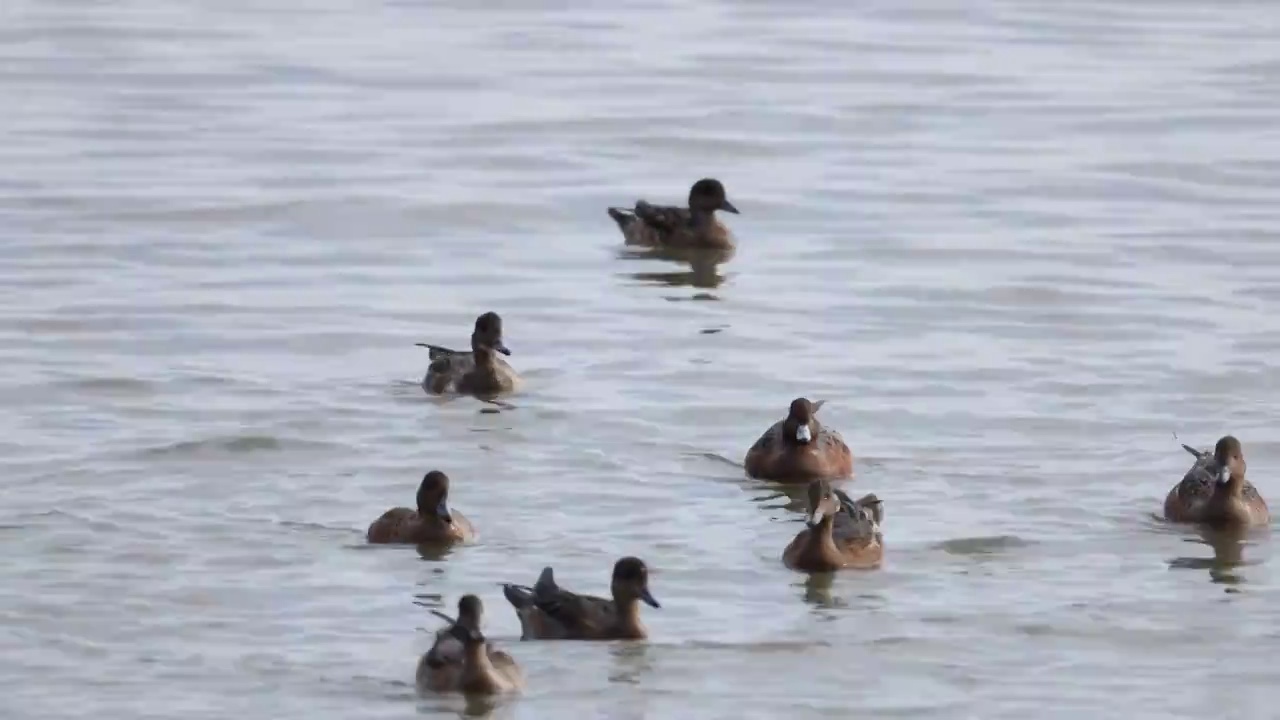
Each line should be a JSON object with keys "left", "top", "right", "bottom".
{"left": 783, "top": 480, "right": 884, "bottom": 572}
{"left": 744, "top": 398, "right": 855, "bottom": 483}
{"left": 366, "top": 470, "right": 476, "bottom": 544}
{"left": 418, "top": 595, "right": 523, "bottom": 695}
{"left": 501, "top": 556, "right": 660, "bottom": 640}
{"left": 608, "top": 178, "right": 740, "bottom": 250}
{"left": 1164, "top": 435, "right": 1270, "bottom": 529}
{"left": 417, "top": 311, "right": 520, "bottom": 397}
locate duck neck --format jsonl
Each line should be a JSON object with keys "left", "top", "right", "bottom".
{"left": 417, "top": 500, "right": 447, "bottom": 526}
{"left": 1210, "top": 470, "right": 1245, "bottom": 500}
{"left": 1206, "top": 473, "right": 1251, "bottom": 526}
{"left": 1225, "top": 471, "right": 1245, "bottom": 497}
{"left": 689, "top": 207, "right": 716, "bottom": 225}
{"left": 782, "top": 419, "right": 812, "bottom": 448}
{"left": 460, "top": 642, "right": 499, "bottom": 691}
{"left": 612, "top": 596, "right": 646, "bottom": 637}
{"left": 799, "top": 516, "right": 841, "bottom": 564}
{"left": 471, "top": 346, "right": 495, "bottom": 367}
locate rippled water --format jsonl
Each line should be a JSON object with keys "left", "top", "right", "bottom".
{"left": 4, "top": 0, "right": 1280, "bottom": 718}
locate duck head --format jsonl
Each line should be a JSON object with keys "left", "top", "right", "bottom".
{"left": 611, "top": 556, "right": 660, "bottom": 608}
{"left": 783, "top": 397, "right": 820, "bottom": 446}
{"left": 416, "top": 470, "right": 454, "bottom": 525}
{"left": 1213, "top": 435, "right": 1246, "bottom": 486}
{"left": 804, "top": 479, "right": 843, "bottom": 528}
{"left": 688, "top": 178, "right": 738, "bottom": 215}
{"left": 471, "top": 311, "right": 511, "bottom": 356}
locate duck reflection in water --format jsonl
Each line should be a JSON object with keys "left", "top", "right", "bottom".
{"left": 1167, "top": 526, "right": 1259, "bottom": 586}
{"left": 607, "top": 642, "right": 653, "bottom": 686}
{"left": 799, "top": 572, "right": 844, "bottom": 607}
{"left": 619, "top": 246, "right": 731, "bottom": 292}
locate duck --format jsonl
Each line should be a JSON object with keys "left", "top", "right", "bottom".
{"left": 744, "top": 397, "right": 854, "bottom": 483}
{"left": 501, "top": 557, "right": 660, "bottom": 640}
{"left": 366, "top": 470, "right": 476, "bottom": 544}
{"left": 607, "top": 178, "right": 740, "bottom": 250}
{"left": 1164, "top": 435, "right": 1270, "bottom": 529}
{"left": 417, "top": 311, "right": 519, "bottom": 397}
{"left": 417, "top": 595, "right": 523, "bottom": 695}
{"left": 783, "top": 479, "right": 884, "bottom": 572}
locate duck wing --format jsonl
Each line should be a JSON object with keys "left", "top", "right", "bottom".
{"left": 539, "top": 591, "right": 615, "bottom": 635}
{"left": 533, "top": 573, "right": 614, "bottom": 633}
{"left": 1181, "top": 443, "right": 1206, "bottom": 461}
{"left": 1173, "top": 451, "right": 1219, "bottom": 506}
{"left": 832, "top": 491, "right": 881, "bottom": 541}
{"left": 504, "top": 566, "right": 615, "bottom": 634}
{"left": 503, "top": 565, "right": 559, "bottom": 610}
{"left": 424, "top": 630, "right": 461, "bottom": 668}
{"left": 421, "top": 612, "right": 465, "bottom": 669}
{"left": 633, "top": 201, "right": 691, "bottom": 233}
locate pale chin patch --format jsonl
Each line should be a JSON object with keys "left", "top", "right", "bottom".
{"left": 795, "top": 425, "right": 813, "bottom": 443}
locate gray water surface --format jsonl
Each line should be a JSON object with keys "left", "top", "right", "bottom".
{"left": 3, "top": 1, "right": 1280, "bottom": 718}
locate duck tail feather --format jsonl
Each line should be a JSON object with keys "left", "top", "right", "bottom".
{"left": 502, "top": 583, "right": 534, "bottom": 608}
{"left": 415, "top": 343, "right": 455, "bottom": 360}
{"left": 607, "top": 207, "right": 636, "bottom": 229}
{"left": 533, "top": 566, "right": 557, "bottom": 596}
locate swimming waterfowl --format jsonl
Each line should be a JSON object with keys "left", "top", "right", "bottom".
{"left": 417, "top": 311, "right": 519, "bottom": 397}
{"left": 501, "top": 557, "right": 660, "bottom": 640}
{"left": 1164, "top": 436, "right": 1270, "bottom": 529}
{"left": 417, "top": 595, "right": 523, "bottom": 695}
{"left": 607, "top": 178, "right": 740, "bottom": 250}
{"left": 744, "top": 398, "right": 854, "bottom": 483}
{"left": 366, "top": 470, "right": 476, "bottom": 544}
{"left": 783, "top": 480, "right": 883, "bottom": 572}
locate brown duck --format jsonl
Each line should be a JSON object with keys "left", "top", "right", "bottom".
{"left": 744, "top": 398, "right": 854, "bottom": 483}
{"left": 417, "top": 311, "right": 519, "bottom": 397}
{"left": 1164, "top": 435, "right": 1270, "bottom": 529}
{"left": 366, "top": 470, "right": 476, "bottom": 544}
{"left": 607, "top": 178, "right": 740, "bottom": 250}
{"left": 417, "top": 595, "right": 523, "bottom": 695}
{"left": 783, "top": 479, "right": 884, "bottom": 572}
{"left": 501, "top": 557, "right": 660, "bottom": 640}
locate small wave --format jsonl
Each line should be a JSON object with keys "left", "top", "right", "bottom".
{"left": 53, "top": 376, "right": 155, "bottom": 395}
{"left": 140, "top": 435, "right": 341, "bottom": 458}
{"left": 688, "top": 451, "right": 744, "bottom": 469}
{"left": 933, "top": 535, "right": 1033, "bottom": 556}
{"left": 669, "top": 639, "right": 834, "bottom": 653}
{"left": 278, "top": 519, "right": 363, "bottom": 535}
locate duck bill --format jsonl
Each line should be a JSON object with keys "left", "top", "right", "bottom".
{"left": 1218, "top": 466, "right": 1231, "bottom": 485}
{"left": 435, "top": 497, "right": 453, "bottom": 524}
{"left": 794, "top": 424, "right": 813, "bottom": 444}
{"left": 719, "top": 199, "right": 739, "bottom": 214}
{"left": 639, "top": 587, "right": 661, "bottom": 609}
{"left": 806, "top": 509, "right": 825, "bottom": 528}
{"left": 491, "top": 339, "right": 512, "bottom": 356}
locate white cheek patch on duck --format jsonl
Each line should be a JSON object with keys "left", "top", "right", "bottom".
{"left": 795, "top": 425, "right": 813, "bottom": 443}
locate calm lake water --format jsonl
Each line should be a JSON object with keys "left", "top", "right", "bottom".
{"left": 3, "top": 0, "right": 1280, "bottom": 718}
